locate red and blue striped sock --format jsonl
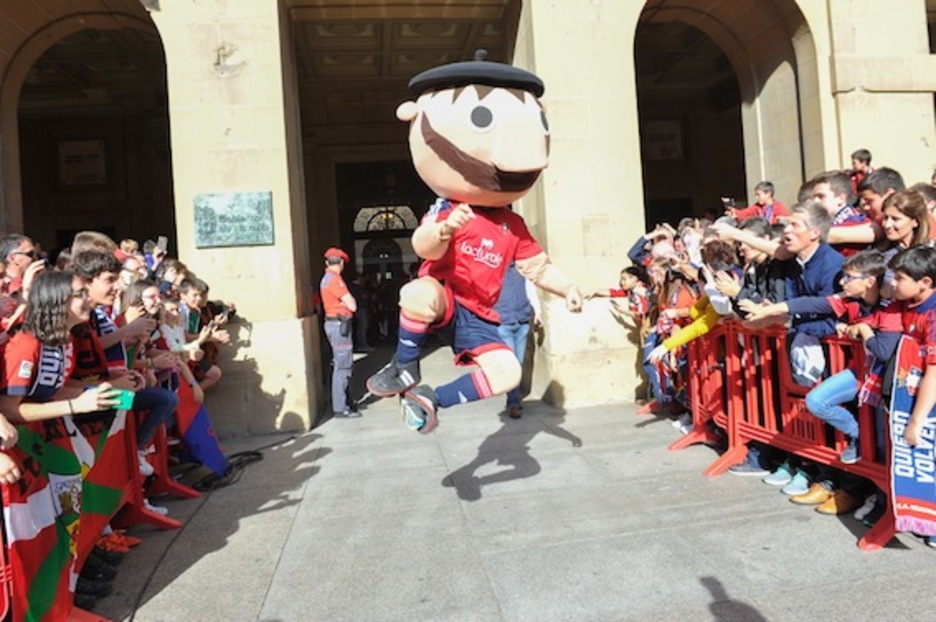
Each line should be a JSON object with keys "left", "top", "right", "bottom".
{"left": 436, "top": 370, "right": 493, "bottom": 408}
{"left": 397, "top": 312, "right": 429, "bottom": 365}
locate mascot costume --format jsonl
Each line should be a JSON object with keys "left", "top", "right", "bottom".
{"left": 367, "top": 50, "right": 582, "bottom": 433}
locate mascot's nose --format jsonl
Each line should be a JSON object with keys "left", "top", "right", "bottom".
{"left": 490, "top": 114, "right": 549, "bottom": 173}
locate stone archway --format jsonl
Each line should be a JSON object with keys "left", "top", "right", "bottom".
{"left": 635, "top": 20, "right": 745, "bottom": 223}
{"left": 16, "top": 25, "right": 171, "bottom": 254}
{"left": 0, "top": 1, "right": 158, "bottom": 234}
{"left": 635, "top": 0, "right": 821, "bottom": 210}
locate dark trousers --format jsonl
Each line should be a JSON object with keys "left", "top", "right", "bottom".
{"left": 325, "top": 320, "right": 353, "bottom": 412}
{"left": 133, "top": 386, "right": 179, "bottom": 449}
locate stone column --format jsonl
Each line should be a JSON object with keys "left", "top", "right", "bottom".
{"left": 822, "top": 0, "right": 936, "bottom": 179}
{"left": 149, "top": 0, "right": 319, "bottom": 433}
{"left": 513, "top": 0, "right": 647, "bottom": 407}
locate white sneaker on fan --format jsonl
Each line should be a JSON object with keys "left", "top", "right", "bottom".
{"left": 143, "top": 499, "right": 169, "bottom": 516}
{"left": 137, "top": 451, "right": 155, "bottom": 477}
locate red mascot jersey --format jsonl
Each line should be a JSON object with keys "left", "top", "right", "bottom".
{"left": 418, "top": 199, "right": 543, "bottom": 323}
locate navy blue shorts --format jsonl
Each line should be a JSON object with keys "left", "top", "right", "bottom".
{"left": 438, "top": 300, "right": 509, "bottom": 366}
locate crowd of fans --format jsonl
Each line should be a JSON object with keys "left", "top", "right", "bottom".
{"left": 597, "top": 150, "right": 936, "bottom": 544}
{"left": 0, "top": 230, "right": 234, "bottom": 610}
{"left": 4, "top": 149, "right": 935, "bottom": 609}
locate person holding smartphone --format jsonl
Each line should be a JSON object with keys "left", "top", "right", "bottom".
{"left": 177, "top": 277, "right": 228, "bottom": 391}
{"left": 0, "top": 271, "right": 121, "bottom": 427}
{"left": 0, "top": 270, "right": 126, "bottom": 495}
{"left": 69, "top": 252, "right": 179, "bottom": 489}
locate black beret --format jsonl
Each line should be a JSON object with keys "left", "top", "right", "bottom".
{"left": 408, "top": 49, "right": 544, "bottom": 98}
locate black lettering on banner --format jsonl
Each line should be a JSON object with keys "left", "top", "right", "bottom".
{"left": 75, "top": 347, "right": 105, "bottom": 371}
{"left": 76, "top": 419, "right": 106, "bottom": 437}
{"left": 21, "top": 455, "right": 42, "bottom": 479}
{"left": 12, "top": 453, "right": 44, "bottom": 496}
{"left": 40, "top": 419, "right": 66, "bottom": 441}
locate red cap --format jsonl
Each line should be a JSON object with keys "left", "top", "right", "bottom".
{"left": 114, "top": 249, "right": 130, "bottom": 261}
{"left": 324, "top": 247, "right": 349, "bottom": 263}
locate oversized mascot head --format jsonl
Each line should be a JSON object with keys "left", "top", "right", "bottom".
{"left": 396, "top": 50, "right": 550, "bottom": 208}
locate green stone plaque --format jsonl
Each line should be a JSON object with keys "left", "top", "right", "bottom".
{"left": 193, "top": 191, "right": 274, "bottom": 248}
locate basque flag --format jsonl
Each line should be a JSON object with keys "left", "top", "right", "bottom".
{"left": 2, "top": 420, "right": 81, "bottom": 622}
{"left": 175, "top": 381, "right": 228, "bottom": 475}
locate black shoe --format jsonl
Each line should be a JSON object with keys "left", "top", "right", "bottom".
{"left": 333, "top": 409, "right": 362, "bottom": 419}
{"left": 74, "top": 593, "right": 97, "bottom": 611}
{"left": 80, "top": 554, "right": 117, "bottom": 581}
{"left": 91, "top": 546, "right": 125, "bottom": 566}
{"left": 366, "top": 357, "right": 420, "bottom": 397}
{"left": 76, "top": 577, "right": 112, "bottom": 598}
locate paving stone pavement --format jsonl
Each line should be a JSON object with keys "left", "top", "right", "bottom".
{"left": 97, "top": 347, "right": 936, "bottom": 621}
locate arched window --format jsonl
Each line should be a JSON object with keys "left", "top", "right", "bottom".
{"left": 353, "top": 205, "right": 418, "bottom": 233}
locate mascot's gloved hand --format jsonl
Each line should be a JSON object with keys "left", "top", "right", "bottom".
{"left": 565, "top": 286, "right": 583, "bottom": 313}
{"left": 439, "top": 203, "right": 476, "bottom": 240}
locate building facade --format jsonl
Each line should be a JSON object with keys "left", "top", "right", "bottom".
{"left": 1, "top": 0, "right": 934, "bottom": 434}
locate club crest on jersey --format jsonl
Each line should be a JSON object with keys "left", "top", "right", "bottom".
{"left": 459, "top": 238, "right": 503, "bottom": 269}
{"left": 17, "top": 360, "right": 33, "bottom": 379}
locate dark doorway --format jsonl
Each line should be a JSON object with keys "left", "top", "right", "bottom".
{"left": 17, "top": 27, "right": 173, "bottom": 251}
{"left": 635, "top": 19, "right": 745, "bottom": 224}
{"left": 334, "top": 160, "right": 435, "bottom": 345}
{"left": 334, "top": 159, "right": 434, "bottom": 272}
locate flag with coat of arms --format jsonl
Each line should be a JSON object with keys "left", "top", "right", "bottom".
{"left": 1, "top": 411, "right": 128, "bottom": 621}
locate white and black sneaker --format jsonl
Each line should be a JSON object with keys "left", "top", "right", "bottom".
{"left": 853, "top": 493, "right": 878, "bottom": 521}
{"left": 401, "top": 385, "right": 439, "bottom": 434}
{"left": 137, "top": 450, "right": 155, "bottom": 477}
{"left": 143, "top": 499, "right": 169, "bottom": 516}
{"left": 366, "top": 357, "right": 421, "bottom": 397}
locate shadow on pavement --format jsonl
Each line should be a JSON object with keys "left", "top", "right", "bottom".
{"left": 441, "top": 404, "right": 582, "bottom": 502}
{"left": 98, "top": 431, "right": 329, "bottom": 620}
{"left": 701, "top": 575, "right": 768, "bottom": 621}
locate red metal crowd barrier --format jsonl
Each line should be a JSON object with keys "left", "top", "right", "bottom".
{"left": 0, "top": 525, "right": 11, "bottom": 622}
{"left": 670, "top": 321, "right": 895, "bottom": 551}
{"left": 668, "top": 322, "right": 730, "bottom": 451}
{"left": 112, "top": 417, "right": 198, "bottom": 534}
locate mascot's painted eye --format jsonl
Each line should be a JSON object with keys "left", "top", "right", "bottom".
{"left": 470, "top": 105, "right": 494, "bottom": 131}
{"left": 540, "top": 110, "right": 550, "bottom": 134}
